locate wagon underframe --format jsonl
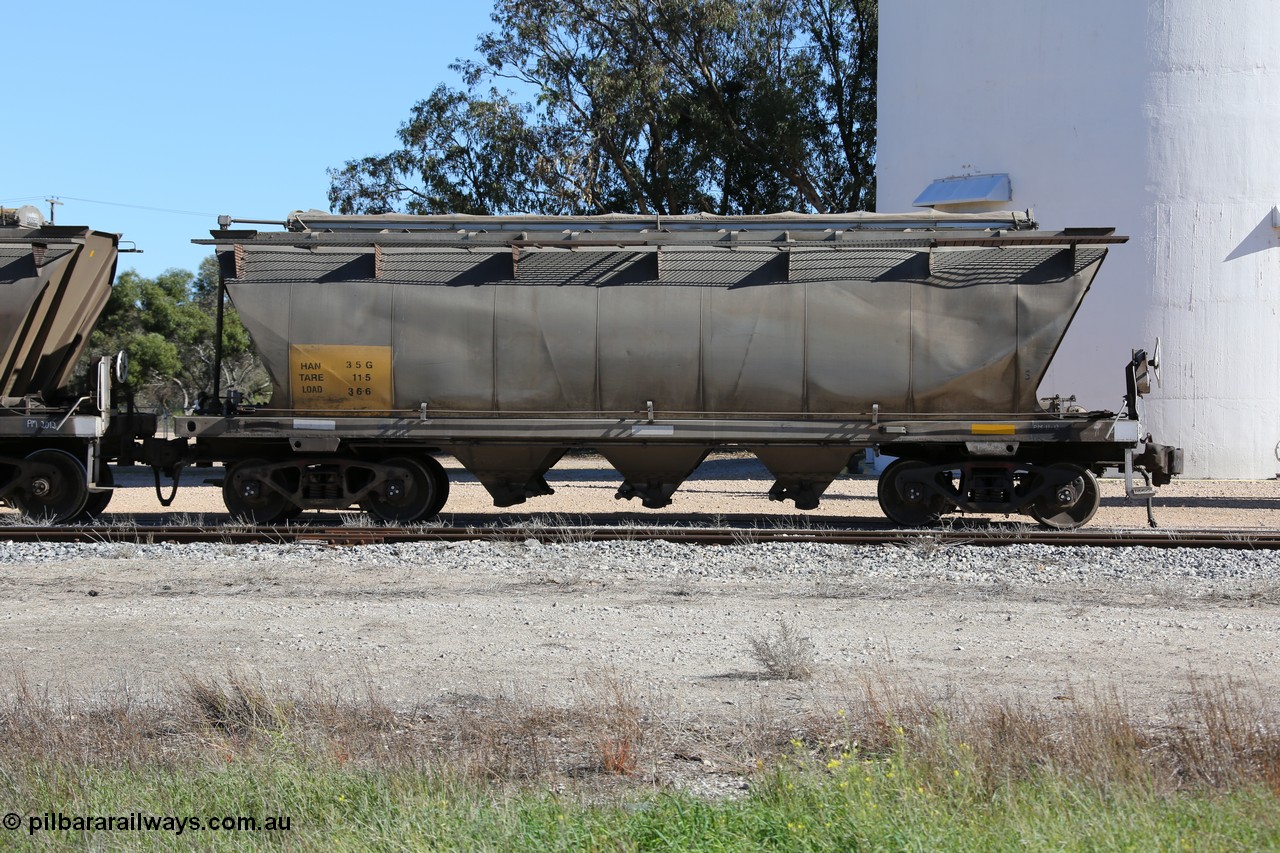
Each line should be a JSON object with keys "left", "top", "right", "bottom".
{"left": 168, "top": 409, "right": 1178, "bottom": 528}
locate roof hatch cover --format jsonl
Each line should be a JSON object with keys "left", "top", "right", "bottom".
{"left": 913, "top": 173, "right": 1011, "bottom": 208}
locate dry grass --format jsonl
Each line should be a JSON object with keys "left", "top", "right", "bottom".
{"left": 0, "top": 510, "right": 59, "bottom": 527}
{"left": 784, "top": 673, "right": 1280, "bottom": 799}
{"left": 504, "top": 514, "right": 599, "bottom": 545}
{"left": 338, "top": 512, "right": 382, "bottom": 528}
{"left": 0, "top": 670, "right": 1278, "bottom": 799}
{"left": 747, "top": 619, "right": 816, "bottom": 680}
{"left": 0, "top": 670, "right": 659, "bottom": 786}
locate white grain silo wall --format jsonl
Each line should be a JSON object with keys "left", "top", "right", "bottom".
{"left": 1141, "top": 5, "right": 1280, "bottom": 478}
{"left": 876, "top": 1, "right": 1280, "bottom": 477}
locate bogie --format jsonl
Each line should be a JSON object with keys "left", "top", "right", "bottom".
{"left": 875, "top": 457, "right": 1106, "bottom": 530}
{"left": 217, "top": 454, "right": 451, "bottom": 524}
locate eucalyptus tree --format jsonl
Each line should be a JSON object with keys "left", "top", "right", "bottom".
{"left": 329, "top": 0, "right": 877, "bottom": 217}
{"left": 87, "top": 256, "right": 269, "bottom": 414}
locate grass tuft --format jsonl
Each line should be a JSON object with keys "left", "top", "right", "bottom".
{"left": 748, "top": 619, "right": 816, "bottom": 680}
{"left": 182, "top": 673, "right": 297, "bottom": 737}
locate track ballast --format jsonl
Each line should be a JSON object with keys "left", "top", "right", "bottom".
{"left": 1, "top": 519, "right": 1276, "bottom": 549}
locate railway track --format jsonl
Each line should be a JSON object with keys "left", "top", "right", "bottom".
{"left": 1, "top": 520, "right": 1277, "bottom": 548}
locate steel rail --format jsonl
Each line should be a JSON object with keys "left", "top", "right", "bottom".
{"left": 1, "top": 524, "right": 1277, "bottom": 549}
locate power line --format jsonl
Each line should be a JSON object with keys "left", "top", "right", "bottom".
{"left": 8, "top": 195, "right": 219, "bottom": 219}
{"left": 59, "top": 196, "right": 218, "bottom": 218}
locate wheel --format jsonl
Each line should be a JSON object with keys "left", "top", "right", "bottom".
{"left": 877, "top": 459, "right": 949, "bottom": 527}
{"left": 77, "top": 463, "right": 115, "bottom": 520}
{"left": 1029, "top": 464, "right": 1100, "bottom": 529}
{"left": 360, "top": 457, "right": 440, "bottom": 524}
{"left": 223, "top": 458, "right": 291, "bottom": 524}
{"left": 420, "top": 455, "right": 450, "bottom": 518}
{"left": 9, "top": 449, "right": 89, "bottom": 523}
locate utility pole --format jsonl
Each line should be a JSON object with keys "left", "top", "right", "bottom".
{"left": 45, "top": 196, "right": 62, "bottom": 224}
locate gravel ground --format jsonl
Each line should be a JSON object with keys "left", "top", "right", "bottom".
{"left": 0, "top": 536, "right": 1277, "bottom": 720}
{"left": 0, "top": 455, "right": 1277, "bottom": 721}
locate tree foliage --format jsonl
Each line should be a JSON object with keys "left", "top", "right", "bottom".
{"left": 86, "top": 256, "right": 269, "bottom": 415}
{"left": 329, "top": 0, "right": 876, "bottom": 217}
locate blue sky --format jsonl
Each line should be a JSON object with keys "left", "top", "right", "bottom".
{"left": 1, "top": 1, "right": 496, "bottom": 277}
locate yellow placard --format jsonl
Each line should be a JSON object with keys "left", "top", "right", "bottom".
{"left": 289, "top": 344, "right": 393, "bottom": 411}
{"left": 970, "top": 423, "right": 1016, "bottom": 435}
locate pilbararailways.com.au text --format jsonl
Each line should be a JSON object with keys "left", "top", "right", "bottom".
{"left": 7, "top": 811, "right": 291, "bottom": 836}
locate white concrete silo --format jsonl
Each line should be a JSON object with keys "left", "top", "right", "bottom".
{"left": 876, "top": 1, "right": 1280, "bottom": 477}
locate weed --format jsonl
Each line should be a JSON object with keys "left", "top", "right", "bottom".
{"left": 182, "top": 672, "right": 295, "bottom": 737}
{"left": 899, "top": 532, "right": 955, "bottom": 558}
{"left": 611, "top": 520, "right": 644, "bottom": 542}
{"left": 339, "top": 512, "right": 386, "bottom": 528}
{"left": 550, "top": 526, "right": 596, "bottom": 546}
{"left": 748, "top": 620, "right": 816, "bottom": 681}
{"left": 0, "top": 511, "right": 58, "bottom": 527}
{"left": 0, "top": 667, "right": 1278, "bottom": 833}
{"left": 599, "top": 737, "right": 638, "bottom": 774}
